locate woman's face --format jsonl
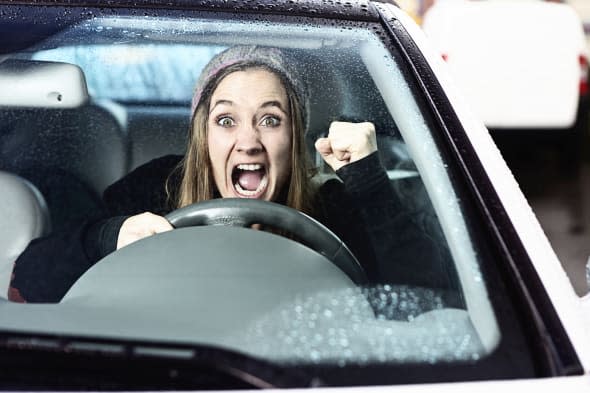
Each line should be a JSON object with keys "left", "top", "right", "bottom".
{"left": 207, "top": 68, "right": 292, "bottom": 201}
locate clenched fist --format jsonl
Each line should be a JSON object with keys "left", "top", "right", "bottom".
{"left": 314, "top": 121, "right": 377, "bottom": 172}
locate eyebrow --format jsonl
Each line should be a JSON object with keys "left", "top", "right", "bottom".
{"left": 209, "top": 99, "right": 288, "bottom": 115}
{"left": 260, "top": 100, "right": 288, "bottom": 114}
{"left": 209, "top": 99, "right": 233, "bottom": 114}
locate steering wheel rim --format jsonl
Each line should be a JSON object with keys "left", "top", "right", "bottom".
{"left": 165, "top": 198, "right": 367, "bottom": 285}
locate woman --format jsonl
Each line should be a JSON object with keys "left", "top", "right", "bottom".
{"left": 9, "top": 46, "right": 455, "bottom": 303}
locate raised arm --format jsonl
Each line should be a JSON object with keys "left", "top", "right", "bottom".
{"left": 315, "top": 121, "right": 458, "bottom": 291}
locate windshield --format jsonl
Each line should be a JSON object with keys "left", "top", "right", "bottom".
{"left": 31, "top": 44, "right": 225, "bottom": 103}
{"left": 0, "top": 8, "right": 500, "bottom": 377}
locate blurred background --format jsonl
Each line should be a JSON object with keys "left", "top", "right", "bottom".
{"left": 395, "top": 0, "right": 590, "bottom": 296}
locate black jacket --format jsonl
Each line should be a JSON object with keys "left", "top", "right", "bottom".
{"left": 10, "top": 153, "right": 458, "bottom": 303}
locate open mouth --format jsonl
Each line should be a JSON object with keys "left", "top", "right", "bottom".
{"left": 231, "top": 163, "right": 268, "bottom": 198}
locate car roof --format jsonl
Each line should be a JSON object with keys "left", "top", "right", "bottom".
{"left": 1, "top": 0, "right": 381, "bottom": 22}
{"left": 0, "top": 0, "right": 385, "bottom": 55}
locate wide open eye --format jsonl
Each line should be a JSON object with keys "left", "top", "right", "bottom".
{"left": 217, "top": 116, "right": 235, "bottom": 127}
{"left": 260, "top": 115, "right": 281, "bottom": 128}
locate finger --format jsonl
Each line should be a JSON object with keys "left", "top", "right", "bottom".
{"left": 328, "top": 123, "right": 355, "bottom": 154}
{"left": 328, "top": 121, "right": 356, "bottom": 138}
{"left": 314, "top": 137, "right": 333, "bottom": 157}
{"left": 117, "top": 213, "right": 171, "bottom": 249}
{"left": 329, "top": 138, "right": 352, "bottom": 155}
{"left": 328, "top": 121, "right": 377, "bottom": 163}
{"left": 332, "top": 149, "right": 351, "bottom": 162}
{"left": 324, "top": 134, "right": 352, "bottom": 162}
{"left": 315, "top": 137, "right": 344, "bottom": 170}
{"left": 148, "top": 215, "right": 174, "bottom": 234}
{"left": 135, "top": 212, "right": 173, "bottom": 234}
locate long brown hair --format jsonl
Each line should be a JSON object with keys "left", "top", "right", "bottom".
{"left": 170, "top": 63, "right": 317, "bottom": 216}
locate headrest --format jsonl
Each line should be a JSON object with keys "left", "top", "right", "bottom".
{"left": 0, "top": 171, "right": 51, "bottom": 298}
{"left": 0, "top": 59, "right": 89, "bottom": 108}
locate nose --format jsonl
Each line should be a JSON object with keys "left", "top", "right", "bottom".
{"left": 235, "top": 123, "right": 263, "bottom": 155}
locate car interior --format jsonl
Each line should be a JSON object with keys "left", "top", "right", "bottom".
{"left": 0, "top": 13, "right": 500, "bottom": 366}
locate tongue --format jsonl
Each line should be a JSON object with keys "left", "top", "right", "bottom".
{"left": 238, "top": 171, "right": 263, "bottom": 191}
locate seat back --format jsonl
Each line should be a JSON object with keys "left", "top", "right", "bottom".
{"left": 0, "top": 100, "right": 130, "bottom": 228}
{"left": 0, "top": 100, "right": 129, "bottom": 195}
{"left": 126, "top": 105, "right": 189, "bottom": 170}
{"left": 0, "top": 171, "right": 51, "bottom": 298}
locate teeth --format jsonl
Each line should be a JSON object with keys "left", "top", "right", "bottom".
{"left": 237, "top": 163, "right": 262, "bottom": 171}
{"left": 234, "top": 175, "right": 268, "bottom": 197}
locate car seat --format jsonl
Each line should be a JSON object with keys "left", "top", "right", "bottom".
{"left": 0, "top": 171, "right": 51, "bottom": 299}
{"left": 125, "top": 105, "right": 190, "bottom": 170}
{"left": 0, "top": 99, "right": 130, "bottom": 229}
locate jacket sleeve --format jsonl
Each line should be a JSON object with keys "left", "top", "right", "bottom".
{"left": 8, "top": 155, "right": 181, "bottom": 303}
{"left": 9, "top": 215, "right": 126, "bottom": 303}
{"left": 319, "top": 152, "right": 459, "bottom": 292}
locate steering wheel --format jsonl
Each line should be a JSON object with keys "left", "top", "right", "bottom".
{"left": 165, "top": 198, "right": 367, "bottom": 285}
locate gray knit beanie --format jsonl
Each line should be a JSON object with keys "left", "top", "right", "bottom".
{"left": 191, "top": 45, "right": 309, "bottom": 130}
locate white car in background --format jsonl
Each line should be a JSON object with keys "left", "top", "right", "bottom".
{"left": 422, "top": 0, "right": 588, "bottom": 133}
